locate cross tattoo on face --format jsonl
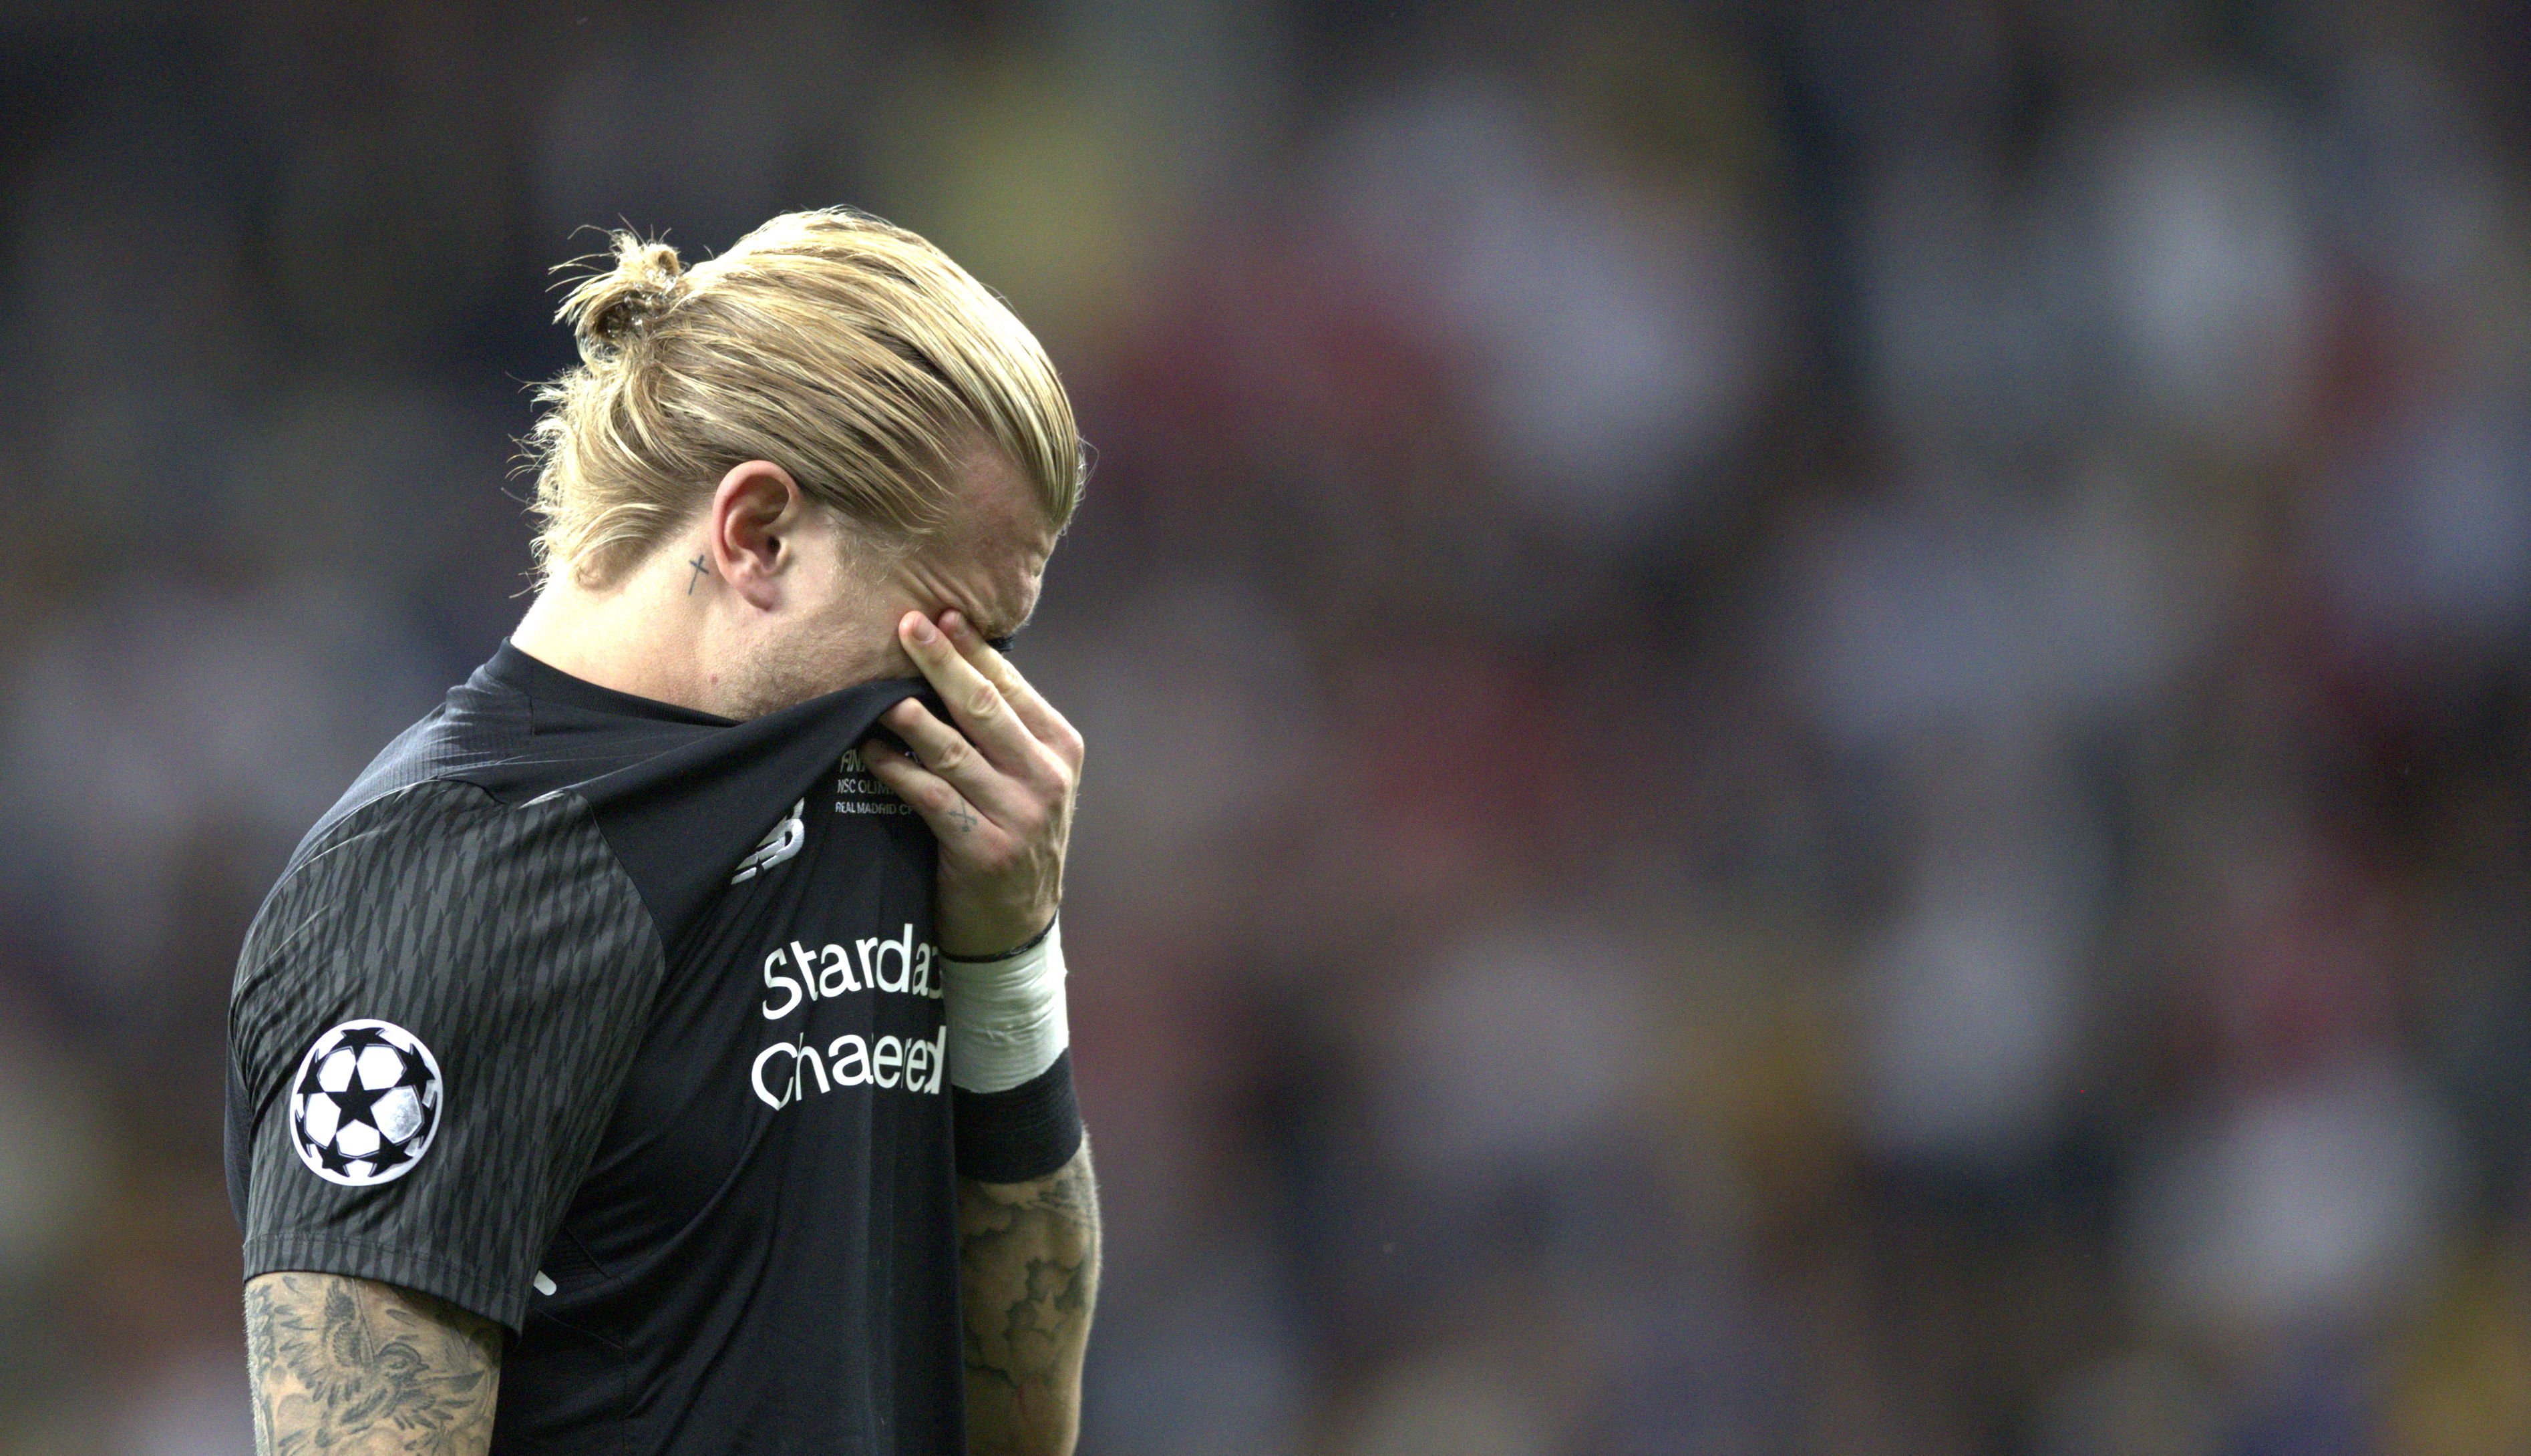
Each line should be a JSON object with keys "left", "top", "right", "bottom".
{"left": 687, "top": 555, "right": 709, "bottom": 594}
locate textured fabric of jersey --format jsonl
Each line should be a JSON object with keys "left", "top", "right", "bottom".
{"left": 226, "top": 643, "right": 966, "bottom": 1455}
{"left": 234, "top": 780, "right": 661, "bottom": 1326}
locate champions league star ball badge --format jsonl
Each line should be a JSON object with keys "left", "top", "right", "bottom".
{"left": 289, "top": 1020, "right": 444, "bottom": 1186}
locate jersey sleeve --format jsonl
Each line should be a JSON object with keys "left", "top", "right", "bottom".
{"left": 229, "top": 779, "right": 665, "bottom": 1331}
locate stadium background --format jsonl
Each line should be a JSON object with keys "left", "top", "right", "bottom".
{"left": 2, "top": 1, "right": 2529, "bottom": 1452}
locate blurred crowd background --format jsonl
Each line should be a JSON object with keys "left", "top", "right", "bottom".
{"left": 1, "top": 1, "right": 2528, "bottom": 1452}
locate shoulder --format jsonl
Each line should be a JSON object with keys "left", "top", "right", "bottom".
{"left": 236, "top": 778, "right": 644, "bottom": 1022}
{"left": 230, "top": 777, "right": 663, "bottom": 1105}
{"left": 268, "top": 778, "right": 610, "bottom": 930}
{"left": 289, "top": 666, "right": 539, "bottom": 860}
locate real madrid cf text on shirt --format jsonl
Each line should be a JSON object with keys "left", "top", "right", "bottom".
{"left": 224, "top": 642, "right": 1078, "bottom": 1453}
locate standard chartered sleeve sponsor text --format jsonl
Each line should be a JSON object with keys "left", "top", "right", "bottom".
{"left": 753, "top": 1025, "right": 949, "bottom": 1109}
{"left": 760, "top": 922, "right": 942, "bottom": 1018}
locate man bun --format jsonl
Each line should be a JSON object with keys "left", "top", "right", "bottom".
{"left": 556, "top": 232, "right": 688, "bottom": 354}
{"left": 526, "top": 208, "right": 1083, "bottom": 588}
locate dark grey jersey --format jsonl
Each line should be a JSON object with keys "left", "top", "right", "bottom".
{"left": 226, "top": 643, "right": 964, "bottom": 1454}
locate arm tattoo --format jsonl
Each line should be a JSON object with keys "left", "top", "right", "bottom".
{"left": 959, "top": 1140, "right": 1100, "bottom": 1456}
{"left": 244, "top": 1272, "right": 502, "bottom": 1456}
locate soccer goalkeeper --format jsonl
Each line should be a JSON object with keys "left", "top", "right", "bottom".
{"left": 226, "top": 210, "right": 1097, "bottom": 1455}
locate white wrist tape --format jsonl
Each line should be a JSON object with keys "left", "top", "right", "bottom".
{"left": 940, "top": 919, "right": 1069, "bottom": 1095}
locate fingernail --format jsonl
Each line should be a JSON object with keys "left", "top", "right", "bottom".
{"left": 939, "top": 610, "right": 965, "bottom": 637}
{"left": 906, "top": 614, "right": 937, "bottom": 644}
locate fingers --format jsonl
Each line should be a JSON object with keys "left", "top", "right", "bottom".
{"left": 880, "top": 697, "right": 1035, "bottom": 822}
{"left": 859, "top": 737, "right": 995, "bottom": 845}
{"left": 936, "top": 612, "right": 1085, "bottom": 768}
{"left": 895, "top": 612, "right": 1038, "bottom": 769}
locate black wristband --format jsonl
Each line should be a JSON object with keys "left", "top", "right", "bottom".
{"left": 951, "top": 1049, "right": 1083, "bottom": 1184}
{"left": 938, "top": 917, "right": 1056, "bottom": 964}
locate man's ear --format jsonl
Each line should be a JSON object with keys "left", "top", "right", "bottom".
{"left": 707, "top": 460, "right": 805, "bottom": 610}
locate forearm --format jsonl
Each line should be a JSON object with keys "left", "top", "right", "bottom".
{"left": 244, "top": 1271, "right": 503, "bottom": 1456}
{"left": 958, "top": 1138, "right": 1101, "bottom": 1456}
{"left": 872, "top": 610, "right": 1098, "bottom": 1449}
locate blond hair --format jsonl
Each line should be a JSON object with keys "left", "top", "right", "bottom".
{"left": 526, "top": 209, "right": 1081, "bottom": 586}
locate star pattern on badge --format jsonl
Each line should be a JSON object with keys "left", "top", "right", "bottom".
{"left": 289, "top": 1019, "right": 444, "bottom": 1188}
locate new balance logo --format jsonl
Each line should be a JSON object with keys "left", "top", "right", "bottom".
{"left": 731, "top": 799, "right": 806, "bottom": 884}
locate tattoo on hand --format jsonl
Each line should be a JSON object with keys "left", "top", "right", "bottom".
{"left": 687, "top": 555, "right": 709, "bottom": 594}
{"left": 948, "top": 801, "right": 979, "bottom": 835}
{"left": 245, "top": 1272, "right": 502, "bottom": 1456}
